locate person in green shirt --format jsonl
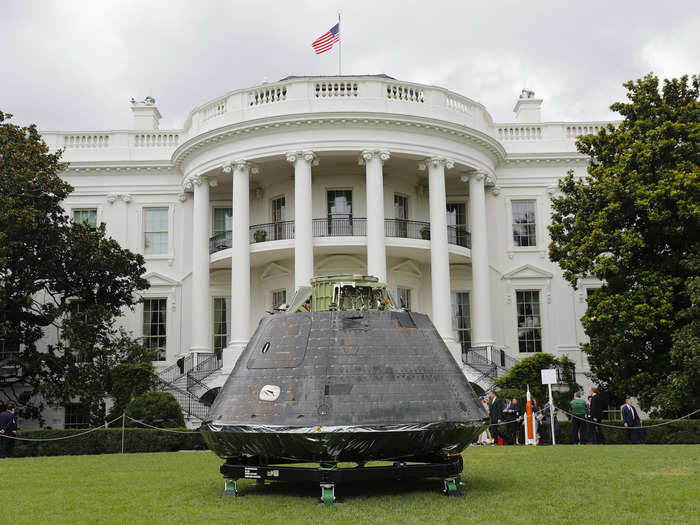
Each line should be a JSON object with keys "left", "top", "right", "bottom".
{"left": 569, "top": 392, "right": 588, "bottom": 444}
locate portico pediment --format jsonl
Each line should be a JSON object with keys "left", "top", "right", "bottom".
{"left": 143, "top": 271, "right": 181, "bottom": 287}
{"left": 501, "top": 264, "right": 553, "bottom": 280}
{"left": 390, "top": 259, "right": 422, "bottom": 278}
{"left": 261, "top": 262, "right": 290, "bottom": 281}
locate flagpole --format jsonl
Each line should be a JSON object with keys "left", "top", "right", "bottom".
{"left": 338, "top": 11, "right": 342, "bottom": 76}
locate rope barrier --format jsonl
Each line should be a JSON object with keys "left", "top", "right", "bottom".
{"left": 125, "top": 415, "right": 200, "bottom": 434}
{"left": 557, "top": 407, "right": 700, "bottom": 429}
{"left": 0, "top": 415, "right": 124, "bottom": 441}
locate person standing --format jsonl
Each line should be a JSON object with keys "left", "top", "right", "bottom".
{"left": 589, "top": 387, "right": 606, "bottom": 444}
{"left": 0, "top": 403, "right": 18, "bottom": 458}
{"left": 511, "top": 397, "right": 522, "bottom": 445}
{"left": 622, "top": 397, "right": 641, "bottom": 444}
{"left": 488, "top": 391, "right": 503, "bottom": 445}
{"left": 502, "top": 396, "right": 515, "bottom": 445}
{"left": 569, "top": 392, "right": 587, "bottom": 444}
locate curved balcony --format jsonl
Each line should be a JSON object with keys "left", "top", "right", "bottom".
{"left": 209, "top": 218, "right": 470, "bottom": 254}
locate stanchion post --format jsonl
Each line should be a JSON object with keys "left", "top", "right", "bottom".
{"left": 121, "top": 413, "right": 125, "bottom": 454}
{"left": 548, "top": 382, "right": 556, "bottom": 446}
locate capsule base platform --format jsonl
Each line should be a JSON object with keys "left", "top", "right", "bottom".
{"left": 220, "top": 454, "right": 463, "bottom": 504}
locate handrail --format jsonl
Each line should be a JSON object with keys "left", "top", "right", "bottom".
{"left": 209, "top": 218, "right": 472, "bottom": 254}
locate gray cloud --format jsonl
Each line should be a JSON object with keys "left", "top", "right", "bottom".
{"left": 2, "top": 0, "right": 698, "bottom": 131}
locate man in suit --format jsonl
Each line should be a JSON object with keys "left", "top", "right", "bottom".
{"left": 502, "top": 396, "right": 515, "bottom": 445}
{"left": 0, "top": 402, "right": 18, "bottom": 458}
{"left": 488, "top": 391, "right": 503, "bottom": 445}
{"left": 589, "top": 387, "right": 606, "bottom": 444}
{"left": 622, "top": 396, "right": 641, "bottom": 444}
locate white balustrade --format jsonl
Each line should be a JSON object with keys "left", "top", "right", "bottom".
{"left": 133, "top": 133, "right": 180, "bottom": 147}
{"left": 201, "top": 98, "right": 227, "bottom": 121}
{"left": 247, "top": 85, "right": 287, "bottom": 106}
{"left": 63, "top": 134, "right": 110, "bottom": 148}
{"left": 445, "top": 95, "right": 473, "bottom": 114}
{"left": 566, "top": 124, "right": 604, "bottom": 138}
{"left": 497, "top": 126, "right": 543, "bottom": 141}
{"left": 314, "top": 81, "right": 358, "bottom": 97}
{"left": 386, "top": 83, "right": 424, "bottom": 103}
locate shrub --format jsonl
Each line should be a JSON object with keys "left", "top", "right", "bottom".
{"left": 11, "top": 428, "right": 206, "bottom": 457}
{"left": 108, "top": 363, "right": 155, "bottom": 419}
{"left": 125, "top": 392, "right": 185, "bottom": 428}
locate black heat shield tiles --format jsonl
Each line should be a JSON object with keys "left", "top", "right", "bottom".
{"left": 208, "top": 310, "right": 483, "bottom": 427}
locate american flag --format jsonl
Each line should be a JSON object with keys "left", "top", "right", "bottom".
{"left": 311, "top": 23, "right": 340, "bottom": 55}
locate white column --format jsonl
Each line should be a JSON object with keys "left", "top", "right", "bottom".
{"left": 223, "top": 160, "right": 253, "bottom": 367}
{"left": 186, "top": 173, "right": 213, "bottom": 353}
{"left": 361, "top": 150, "right": 390, "bottom": 282}
{"left": 467, "top": 171, "right": 494, "bottom": 346}
{"left": 426, "top": 157, "right": 455, "bottom": 343}
{"left": 286, "top": 151, "right": 315, "bottom": 290}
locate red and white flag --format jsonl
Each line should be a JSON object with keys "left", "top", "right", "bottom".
{"left": 311, "top": 23, "right": 340, "bottom": 55}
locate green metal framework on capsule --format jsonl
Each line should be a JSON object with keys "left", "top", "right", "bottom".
{"left": 286, "top": 275, "right": 398, "bottom": 313}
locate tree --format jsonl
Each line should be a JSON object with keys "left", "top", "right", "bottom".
{"left": 493, "top": 353, "right": 579, "bottom": 409}
{"left": 548, "top": 74, "right": 700, "bottom": 416}
{"left": 107, "top": 362, "right": 155, "bottom": 419}
{"left": 125, "top": 391, "right": 185, "bottom": 428}
{"left": 0, "top": 111, "right": 151, "bottom": 424}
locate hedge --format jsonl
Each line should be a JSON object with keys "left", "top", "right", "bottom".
{"left": 543, "top": 419, "right": 700, "bottom": 445}
{"left": 10, "top": 428, "right": 207, "bottom": 458}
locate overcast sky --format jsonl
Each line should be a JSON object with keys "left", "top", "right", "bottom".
{"left": 2, "top": 1, "right": 698, "bottom": 131}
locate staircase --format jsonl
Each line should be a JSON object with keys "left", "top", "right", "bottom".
{"left": 155, "top": 352, "right": 222, "bottom": 424}
{"left": 462, "top": 345, "right": 520, "bottom": 392}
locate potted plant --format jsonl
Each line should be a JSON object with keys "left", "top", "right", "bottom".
{"left": 420, "top": 226, "right": 430, "bottom": 240}
{"left": 254, "top": 229, "right": 267, "bottom": 243}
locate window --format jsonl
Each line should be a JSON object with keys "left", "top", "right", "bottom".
{"left": 272, "top": 289, "right": 287, "bottom": 309}
{"left": 142, "top": 298, "right": 167, "bottom": 361}
{"left": 213, "top": 208, "right": 232, "bottom": 235}
{"left": 327, "top": 190, "right": 353, "bottom": 235}
{"left": 65, "top": 301, "right": 90, "bottom": 362}
{"left": 213, "top": 297, "right": 230, "bottom": 360}
{"left": 73, "top": 209, "right": 97, "bottom": 230}
{"left": 392, "top": 194, "right": 409, "bottom": 237}
{"left": 446, "top": 202, "right": 468, "bottom": 246}
{"left": 144, "top": 208, "right": 169, "bottom": 254}
{"left": 271, "top": 197, "right": 286, "bottom": 222}
{"left": 452, "top": 292, "right": 471, "bottom": 351}
{"left": 64, "top": 403, "right": 90, "bottom": 429}
{"left": 512, "top": 200, "right": 537, "bottom": 247}
{"left": 271, "top": 197, "right": 288, "bottom": 240}
{"left": 397, "top": 287, "right": 411, "bottom": 311}
{"left": 516, "top": 290, "right": 542, "bottom": 353}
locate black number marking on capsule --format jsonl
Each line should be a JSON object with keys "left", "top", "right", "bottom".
{"left": 262, "top": 342, "right": 270, "bottom": 353}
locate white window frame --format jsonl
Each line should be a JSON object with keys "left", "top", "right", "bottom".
{"left": 270, "top": 194, "right": 287, "bottom": 222}
{"left": 69, "top": 204, "right": 104, "bottom": 228}
{"left": 141, "top": 296, "right": 168, "bottom": 362}
{"left": 271, "top": 289, "right": 287, "bottom": 310}
{"left": 514, "top": 288, "right": 544, "bottom": 354}
{"left": 211, "top": 206, "right": 232, "bottom": 235}
{"left": 396, "top": 286, "right": 412, "bottom": 311}
{"left": 505, "top": 195, "right": 545, "bottom": 255}
{"left": 138, "top": 204, "right": 175, "bottom": 260}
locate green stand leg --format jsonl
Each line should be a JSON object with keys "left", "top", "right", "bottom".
{"left": 320, "top": 483, "right": 335, "bottom": 505}
{"left": 222, "top": 478, "right": 239, "bottom": 497}
{"left": 443, "top": 477, "right": 461, "bottom": 497}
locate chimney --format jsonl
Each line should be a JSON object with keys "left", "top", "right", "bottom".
{"left": 130, "top": 96, "right": 162, "bottom": 130}
{"left": 513, "top": 89, "right": 543, "bottom": 123}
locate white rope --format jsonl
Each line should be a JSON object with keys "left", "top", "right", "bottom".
{"left": 125, "top": 415, "right": 200, "bottom": 434}
{"left": 0, "top": 415, "right": 124, "bottom": 441}
{"left": 557, "top": 407, "right": 700, "bottom": 429}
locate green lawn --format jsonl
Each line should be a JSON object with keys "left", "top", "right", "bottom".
{"left": 4, "top": 445, "right": 699, "bottom": 524}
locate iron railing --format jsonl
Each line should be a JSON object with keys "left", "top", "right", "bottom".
{"left": 154, "top": 377, "right": 210, "bottom": 421}
{"left": 447, "top": 225, "right": 471, "bottom": 249}
{"left": 250, "top": 220, "right": 295, "bottom": 243}
{"left": 384, "top": 219, "right": 431, "bottom": 240}
{"left": 209, "top": 231, "right": 232, "bottom": 254}
{"left": 208, "top": 218, "right": 471, "bottom": 253}
{"left": 312, "top": 217, "right": 367, "bottom": 237}
{"left": 462, "top": 345, "right": 520, "bottom": 380}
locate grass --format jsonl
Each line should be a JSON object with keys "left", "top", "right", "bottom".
{"left": 5, "top": 445, "right": 699, "bottom": 525}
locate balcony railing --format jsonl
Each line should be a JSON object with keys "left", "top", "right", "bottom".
{"left": 209, "top": 218, "right": 471, "bottom": 253}
{"left": 385, "top": 219, "right": 431, "bottom": 241}
{"left": 312, "top": 216, "right": 366, "bottom": 237}
{"left": 249, "top": 220, "right": 295, "bottom": 243}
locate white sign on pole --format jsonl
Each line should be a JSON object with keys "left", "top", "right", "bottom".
{"left": 541, "top": 369, "right": 557, "bottom": 385}
{"left": 540, "top": 369, "right": 558, "bottom": 445}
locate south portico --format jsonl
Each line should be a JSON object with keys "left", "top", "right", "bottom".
{"left": 181, "top": 146, "right": 498, "bottom": 370}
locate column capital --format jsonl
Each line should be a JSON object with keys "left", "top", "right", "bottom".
{"left": 285, "top": 150, "right": 318, "bottom": 165}
{"left": 183, "top": 173, "right": 217, "bottom": 191}
{"left": 358, "top": 149, "right": 390, "bottom": 165}
{"left": 460, "top": 170, "right": 492, "bottom": 184}
{"left": 419, "top": 157, "right": 454, "bottom": 171}
{"left": 222, "top": 160, "right": 259, "bottom": 174}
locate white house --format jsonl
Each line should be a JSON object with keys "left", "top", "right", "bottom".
{"left": 29, "top": 75, "right": 608, "bottom": 428}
